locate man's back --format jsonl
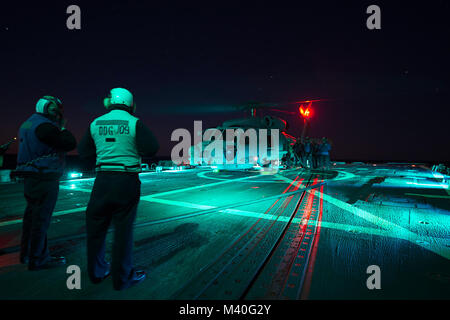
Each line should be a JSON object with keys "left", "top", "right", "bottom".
{"left": 90, "top": 109, "right": 141, "bottom": 172}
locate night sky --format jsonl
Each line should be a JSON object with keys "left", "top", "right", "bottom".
{"left": 1, "top": 1, "right": 449, "bottom": 162}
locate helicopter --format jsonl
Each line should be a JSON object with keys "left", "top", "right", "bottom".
{"left": 183, "top": 100, "right": 321, "bottom": 171}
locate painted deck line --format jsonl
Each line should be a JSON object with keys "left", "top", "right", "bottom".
{"left": 404, "top": 193, "right": 450, "bottom": 199}
{"left": 60, "top": 173, "right": 262, "bottom": 198}
{"left": 2, "top": 174, "right": 287, "bottom": 228}
{"left": 0, "top": 207, "right": 87, "bottom": 227}
{"left": 142, "top": 174, "right": 261, "bottom": 199}
{"left": 279, "top": 175, "right": 450, "bottom": 260}
{"left": 317, "top": 190, "right": 450, "bottom": 260}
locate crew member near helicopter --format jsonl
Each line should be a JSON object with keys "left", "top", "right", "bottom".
{"left": 311, "top": 138, "right": 321, "bottom": 169}
{"left": 317, "top": 137, "right": 331, "bottom": 170}
{"left": 16, "top": 95, "right": 76, "bottom": 270}
{"left": 302, "top": 137, "right": 313, "bottom": 169}
{"left": 293, "top": 138, "right": 304, "bottom": 167}
{"left": 78, "top": 87, "right": 159, "bottom": 290}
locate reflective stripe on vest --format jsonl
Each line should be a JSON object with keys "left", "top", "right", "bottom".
{"left": 90, "top": 109, "right": 141, "bottom": 172}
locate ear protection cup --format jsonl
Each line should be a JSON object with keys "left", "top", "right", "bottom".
{"left": 36, "top": 96, "right": 63, "bottom": 115}
{"left": 36, "top": 98, "right": 49, "bottom": 114}
{"left": 42, "top": 96, "right": 63, "bottom": 116}
{"left": 103, "top": 95, "right": 112, "bottom": 109}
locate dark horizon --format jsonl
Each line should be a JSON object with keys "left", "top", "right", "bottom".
{"left": 1, "top": 1, "right": 449, "bottom": 162}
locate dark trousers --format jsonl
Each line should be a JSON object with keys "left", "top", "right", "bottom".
{"left": 312, "top": 154, "right": 318, "bottom": 169}
{"left": 302, "top": 153, "right": 312, "bottom": 169}
{"left": 86, "top": 172, "right": 141, "bottom": 290}
{"left": 20, "top": 176, "right": 59, "bottom": 267}
{"left": 318, "top": 155, "right": 330, "bottom": 170}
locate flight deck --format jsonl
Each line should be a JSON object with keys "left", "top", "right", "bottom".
{"left": 0, "top": 163, "right": 449, "bottom": 300}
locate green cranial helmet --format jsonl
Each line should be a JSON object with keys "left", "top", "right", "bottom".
{"left": 103, "top": 88, "right": 135, "bottom": 113}
{"left": 35, "top": 96, "right": 63, "bottom": 116}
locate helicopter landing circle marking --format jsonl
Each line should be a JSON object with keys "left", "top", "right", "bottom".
{"left": 331, "top": 170, "right": 357, "bottom": 182}
{"left": 197, "top": 170, "right": 289, "bottom": 183}
{"left": 197, "top": 168, "right": 357, "bottom": 183}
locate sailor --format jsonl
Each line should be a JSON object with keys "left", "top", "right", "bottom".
{"left": 78, "top": 88, "right": 159, "bottom": 290}
{"left": 16, "top": 95, "right": 77, "bottom": 270}
{"left": 302, "top": 137, "right": 312, "bottom": 169}
{"left": 293, "top": 139, "right": 304, "bottom": 167}
{"left": 317, "top": 137, "right": 331, "bottom": 170}
{"left": 286, "top": 143, "right": 296, "bottom": 168}
{"left": 311, "top": 139, "right": 319, "bottom": 169}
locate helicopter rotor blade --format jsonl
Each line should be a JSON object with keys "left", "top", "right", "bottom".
{"left": 150, "top": 98, "right": 331, "bottom": 115}
{"left": 152, "top": 104, "right": 240, "bottom": 115}
{"left": 267, "top": 108, "right": 297, "bottom": 115}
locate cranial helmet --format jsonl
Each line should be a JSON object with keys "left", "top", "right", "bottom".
{"left": 103, "top": 88, "right": 135, "bottom": 113}
{"left": 36, "top": 96, "right": 63, "bottom": 117}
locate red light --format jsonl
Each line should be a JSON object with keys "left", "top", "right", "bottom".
{"left": 299, "top": 102, "right": 313, "bottom": 119}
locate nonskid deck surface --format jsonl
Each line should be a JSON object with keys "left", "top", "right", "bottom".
{"left": 0, "top": 164, "right": 448, "bottom": 299}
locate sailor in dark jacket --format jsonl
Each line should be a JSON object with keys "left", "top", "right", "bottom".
{"left": 16, "top": 96, "right": 77, "bottom": 270}
{"left": 317, "top": 137, "right": 331, "bottom": 170}
{"left": 302, "top": 137, "right": 313, "bottom": 169}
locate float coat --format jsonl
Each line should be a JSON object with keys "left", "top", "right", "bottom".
{"left": 16, "top": 113, "right": 64, "bottom": 175}
{"left": 90, "top": 109, "right": 141, "bottom": 172}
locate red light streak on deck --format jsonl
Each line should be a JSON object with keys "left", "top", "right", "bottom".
{"left": 300, "top": 184, "right": 324, "bottom": 299}
{"left": 210, "top": 176, "right": 302, "bottom": 264}
{"left": 276, "top": 177, "right": 319, "bottom": 298}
